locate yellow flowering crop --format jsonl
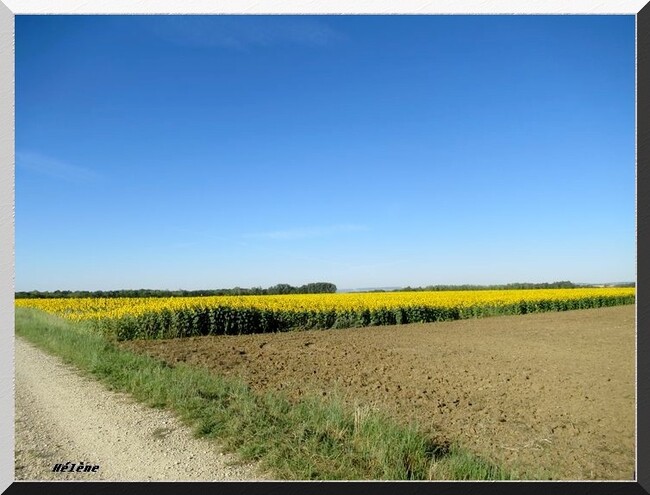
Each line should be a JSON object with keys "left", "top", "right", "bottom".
{"left": 16, "top": 287, "right": 635, "bottom": 341}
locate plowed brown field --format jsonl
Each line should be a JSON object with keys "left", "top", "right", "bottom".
{"left": 121, "top": 305, "right": 636, "bottom": 480}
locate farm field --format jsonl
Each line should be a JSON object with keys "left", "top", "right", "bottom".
{"left": 121, "top": 305, "right": 636, "bottom": 480}
{"left": 16, "top": 287, "right": 636, "bottom": 340}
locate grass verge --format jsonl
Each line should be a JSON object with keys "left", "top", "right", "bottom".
{"left": 15, "top": 307, "right": 517, "bottom": 480}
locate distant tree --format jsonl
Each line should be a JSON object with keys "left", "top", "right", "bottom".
{"left": 268, "top": 284, "right": 292, "bottom": 295}
{"left": 301, "top": 282, "right": 337, "bottom": 294}
{"left": 15, "top": 281, "right": 339, "bottom": 298}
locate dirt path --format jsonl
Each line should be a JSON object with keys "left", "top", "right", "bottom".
{"left": 14, "top": 337, "right": 268, "bottom": 481}
{"left": 123, "top": 305, "right": 636, "bottom": 480}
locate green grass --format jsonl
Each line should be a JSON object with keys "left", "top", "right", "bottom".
{"left": 15, "top": 307, "right": 519, "bottom": 480}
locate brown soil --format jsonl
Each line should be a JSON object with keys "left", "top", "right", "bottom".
{"left": 121, "top": 305, "right": 636, "bottom": 480}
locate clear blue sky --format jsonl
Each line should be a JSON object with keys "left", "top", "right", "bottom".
{"left": 15, "top": 15, "right": 635, "bottom": 291}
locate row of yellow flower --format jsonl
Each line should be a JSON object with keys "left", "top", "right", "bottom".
{"left": 16, "top": 287, "right": 635, "bottom": 323}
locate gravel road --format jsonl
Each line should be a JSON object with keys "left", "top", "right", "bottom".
{"left": 14, "top": 337, "right": 268, "bottom": 481}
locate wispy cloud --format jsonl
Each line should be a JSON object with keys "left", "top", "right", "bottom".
{"left": 292, "top": 253, "right": 409, "bottom": 271}
{"left": 171, "top": 228, "right": 250, "bottom": 248}
{"left": 16, "top": 151, "right": 101, "bottom": 182}
{"left": 149, "top": 16, "right": 344, "bottom": 50}
{"left": 245, "top": 224, "right": 368, "bottom": 241}
{"left": 344, "top": 259, "right": 410, "bottom": 271}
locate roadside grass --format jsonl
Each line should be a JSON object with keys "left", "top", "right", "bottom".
{"left": 15, "top": 307, "right": 519, "bottom": 480}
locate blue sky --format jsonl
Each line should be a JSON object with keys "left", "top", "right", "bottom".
{"left": 15, "top": 15, "right": 635, "bottom": 291}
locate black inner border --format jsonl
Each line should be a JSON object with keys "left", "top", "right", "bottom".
{"left": 4, "top": 8, "right": 649, "bottom": 495}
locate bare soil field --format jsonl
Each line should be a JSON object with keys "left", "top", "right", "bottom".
{"left": 121, "top": 305, "right": 636, "bottom": 480}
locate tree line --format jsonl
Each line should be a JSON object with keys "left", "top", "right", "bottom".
{"left": 15, "top": 282, "right": 338, "bottom": 299}
{"left": 394, "top": 281, "right": 634, "bottom": 292}
{"left": 15, "top": 280, "right": 634, "bottom": 299}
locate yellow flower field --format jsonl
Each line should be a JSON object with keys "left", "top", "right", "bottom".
{"left": 16, "top": 287, "right": 635, "bottom": 340}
